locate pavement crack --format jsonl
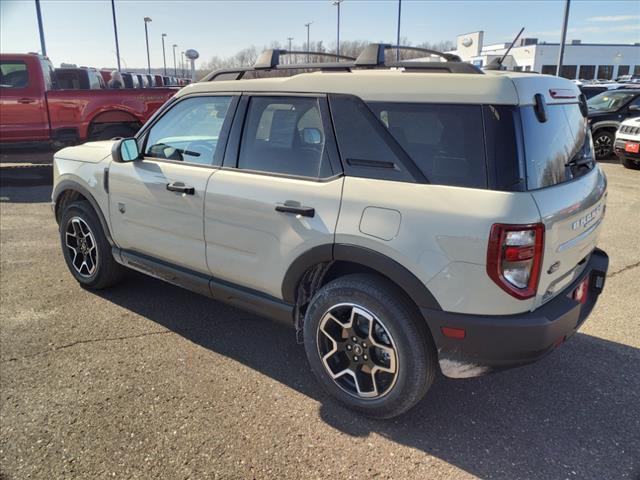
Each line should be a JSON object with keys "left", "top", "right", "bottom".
{"left": 608, "top": 261, "right": 640, "bottom": 278}
{"left": 4, "top": 329, "right": 177, "bottom": 363}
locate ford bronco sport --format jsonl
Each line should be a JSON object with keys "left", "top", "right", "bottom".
{"left": 52, "top": 45, "right": 609, "bottom": 418}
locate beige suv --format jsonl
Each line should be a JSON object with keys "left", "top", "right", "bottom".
{"left": 52, "top": 45, "right": 609, "bottom": 418}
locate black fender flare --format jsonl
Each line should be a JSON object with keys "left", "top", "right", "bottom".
{"left": 281, "top": 243, "right": 442, "bottom": 311}
{"left": 52, "top": 179, "right": 115, "bottom": 246}
{"left": 590, "top": 120, "right": 620, "bottom": 134}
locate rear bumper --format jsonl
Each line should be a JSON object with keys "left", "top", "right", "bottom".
{"left": 614, "top": 139, "right": 640, "bottom": 161}
{"left": 422, "top": 248, "right": 609, "bottom": 378}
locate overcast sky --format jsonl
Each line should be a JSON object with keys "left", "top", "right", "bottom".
{"left": 1, "top": 0, "right": 639, "bottom": 70}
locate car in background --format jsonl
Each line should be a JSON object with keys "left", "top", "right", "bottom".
{"left": 580, "top": 83, "right": 623, "bottom": 100}
{"left": 615, "top": 74, "right": 640, "bottom": 83}
{"left": 55, "top": 67, "right": 105, "bottom": 89}
{"left": 614, "top": 117, "right": 640, "bottom": 169}
{"left": 135, "top": 74, "right": 148, "bottom": 88}
{"left": 121, "top": 73, "right": 140, "bottom": 89}
{"left": 587, "top": 88, "right": 640, "bottom": 159}
{"left": 0, "top": 53, "right": 176, "bottom": 147}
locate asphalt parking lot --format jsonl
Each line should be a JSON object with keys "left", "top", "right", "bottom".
{"left": 0, "top": 160, "right": 638, "bottom": 480}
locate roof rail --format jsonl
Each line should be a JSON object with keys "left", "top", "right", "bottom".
{"left": 201, "top": 43, "right": 481, "bottom": 82}
{"left": 355, "top": 43, "right": 462, "bottom": 66}
{"left": 254, "top": 49, "right": 355, "bottom": 69}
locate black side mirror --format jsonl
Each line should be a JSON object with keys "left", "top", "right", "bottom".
{"left": 111, "top": 138, "right": 140, "bottom": 163}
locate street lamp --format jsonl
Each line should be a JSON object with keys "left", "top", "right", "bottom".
{"left": 143, "top": 17, "right": 152, "bottom": 74}
{"left": 161, "top": 33, "right": 167, "bottom": 75}
{"left": 305, "top": 22, "right": 313, "bottom": 63}
{"left": 396, "top": 0, "right": 401, "bottom": 61}
{"left": 287, "top": 37, "right": 293, "bottom": 64}
{"left": 172, "top": 44, "right": 178, "bottom": 76}
{"left": 332, "top": 0, "right": 343, "bottom": 57}
{"left": 111, "top": 0, "right": 121, "bottom": 70}
{"left": 181, "top": 51, "right": 185, "bottom": 76}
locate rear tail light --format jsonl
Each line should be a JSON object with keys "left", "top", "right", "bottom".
{"left": 487, "top": 223, "right": 544, "bottom": 300}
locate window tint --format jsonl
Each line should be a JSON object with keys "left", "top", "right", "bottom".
{"left": 368, "top": 102, "right": 487, "bottom": 188}
{"left": 0, "top": 61, "right": 29, "bottom": 88}
{"left": 238, "top": 97, "right": 331, "bottom": 178}
{"left": 329, "top": 95, "right": 416, "bottom": 183}
{"left": 483, "top": 105, "right": 524, "bottom": 191}
{"left": 145, "top": 96, "right": 233, "bottom": 165}
{"left": 521, "top": 104, "right": 594, "bottom": 189}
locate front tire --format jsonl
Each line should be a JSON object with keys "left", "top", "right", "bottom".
{"left": 593, "top": 130, "right": 614, "bottom": 159}
{"left": 303, "top": 274, "right": 437, "bottom": 419}
{"left": 59, "top": 201, "right": 124, "bottom": 289}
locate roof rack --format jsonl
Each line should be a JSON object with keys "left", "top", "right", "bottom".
{"left": 354, "top": 43, "right": 462, "bottom": 66}
{"left": 201, "top": 43, "right": 482, "bottom": 81}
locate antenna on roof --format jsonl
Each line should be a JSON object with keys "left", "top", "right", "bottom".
{"left": 485, "top": 27, "right": 524, "bottom": 71}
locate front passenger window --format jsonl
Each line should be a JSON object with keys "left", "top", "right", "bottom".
{"left": 238, "top": 96, "right": 331, "bottom": 178}
{"left": 144, "top": 96, "right": 233, "bottom": 165}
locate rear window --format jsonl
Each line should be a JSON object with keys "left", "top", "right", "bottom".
{"left": 367, "top": 102, "right": 487, "bottom": 188}
{"left": 521, "top": 103, "right": 594, "bottom": 190}
{"left": 0, "top": 60, "right": 29, "bottom": 88}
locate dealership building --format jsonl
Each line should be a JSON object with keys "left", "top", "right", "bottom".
{"left": 447, "top": 31, "right": 640, "bottom": 79}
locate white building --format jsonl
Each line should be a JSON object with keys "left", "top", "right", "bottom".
{"left": 449, "top": 30, "right": 640, "bottom": 79}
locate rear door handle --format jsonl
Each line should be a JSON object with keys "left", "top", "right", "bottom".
{"left": 275, "top": 201, "right": 315, "bottom": 217}
{"left": 166, "top": 181, "right": 195, "bottom": 195}
{"left": 18, "top": 98, "right": 35, "bottom": 104}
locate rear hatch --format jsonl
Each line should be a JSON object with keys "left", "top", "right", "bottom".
{"left": 514, "top": 78, "right": 607, "bottom": 307}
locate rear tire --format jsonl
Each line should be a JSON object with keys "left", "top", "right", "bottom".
{"left": 303, "top": 273, "right": 437, "bottom": 419}
{"left": 621, "top": 157, "right": 640, "bottom": 169}
{"left": 59, "top": 201, "right": 124, "bottom": 290}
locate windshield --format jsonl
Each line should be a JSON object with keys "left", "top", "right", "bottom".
{"left": 587, "top": 90, "right": 636, "bottom": 112}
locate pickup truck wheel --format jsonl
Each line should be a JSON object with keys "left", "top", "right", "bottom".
{"left": 59, "top": 201, "right": 124, "bottom": 289}
{"left": 303, "top": 273, "right": 437, "bottom": 419}
{"left": 621, "top": 157, "right": 640, "bottom": 169}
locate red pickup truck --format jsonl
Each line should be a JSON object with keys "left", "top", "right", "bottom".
{"left": 0, "top": 53, "right": 176, "bottom": 147}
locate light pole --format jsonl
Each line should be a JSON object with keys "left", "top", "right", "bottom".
{"left": 332, "top": 0, "right": 343, "bottom": 57}
{"left": 396, "top": 0, "right": 402, "bottom": 61}
{"left": 181, "top": 51, "right": 185, "bottom": 76}
{"left": 172, "top": 44, "right": 178, "bottom": 76}
{"left": 305, "top": 22, "right": 313, "bottom": 62}
{"left": 287, "top": 37, "right": 293, "bottom": 64}
{"left": 34, "top": 0, "right": 47, "bottom": 56}
{"left": 162, "top": 33, "right": 167, "bottom": 75}
{"left": 143, "top": 17, "right": 152, "bottom": 74}
{"left": 556, "top": 0, "right": 570, "bottom": 76}
{"left": 111, "top": 0, "right": 121, "bottom": 70}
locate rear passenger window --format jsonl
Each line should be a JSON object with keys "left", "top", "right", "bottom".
{"left": 0, "top": 61, "right": 29, "bottom": 89}
{"left": 368, "top": 102, "right": 487, "bottom": 188}
{"left": 238, "top": 97, "right": 332, "bottom": 178}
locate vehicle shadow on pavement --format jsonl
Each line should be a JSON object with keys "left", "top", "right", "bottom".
{"left": 98, "top": 271, "right": 640, "bottom": 480}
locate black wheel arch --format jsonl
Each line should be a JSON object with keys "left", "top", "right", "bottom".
{"left": 282, "top": 243, "right": 442, "bottom": 312}
{"left": 53, "top": 180, "right": 114, "bottom": 246}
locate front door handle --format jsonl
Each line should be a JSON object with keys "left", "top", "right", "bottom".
{"left": 18, "top": 98, "right": 35, "bottom": 104}
{"left": 275, "top": 201, "right": 315, "bottom": 217}
{"left": 166, "top": 181, "right": 195, "bottom": 195}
